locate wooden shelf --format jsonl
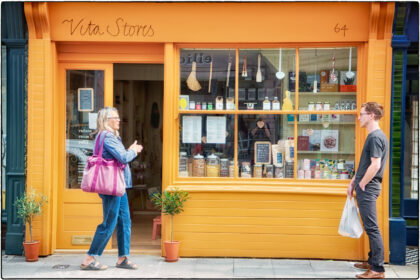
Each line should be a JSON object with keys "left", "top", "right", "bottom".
{"left": 297, "top": 151, "right": 355, "bottom": 155}
{"left": 288, "top": 121, "right": 355, "bottom": 125}
{"left": 292, "top": 92, "right": 356, "bottom": 96}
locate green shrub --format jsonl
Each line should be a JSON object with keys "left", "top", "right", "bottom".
{"left": 151, "top": 188, "right": 189, "bottom": 242}
{"left": 14, "top": 188, "right": 47, "bottom": 242}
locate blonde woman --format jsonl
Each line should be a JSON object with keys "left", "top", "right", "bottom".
{"left": 81, "top": 107, "right": 142, "bottom": 270}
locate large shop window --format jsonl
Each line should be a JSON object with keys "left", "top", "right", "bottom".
{"left": 66, "top": 70, "right": 104, "bottom": 189}
{"left": 178, "top": 47, "right": 357, "bottom": 180}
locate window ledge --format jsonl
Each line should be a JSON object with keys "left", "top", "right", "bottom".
{"left": 168, "top": 181, "right": 348, "bottom": 196}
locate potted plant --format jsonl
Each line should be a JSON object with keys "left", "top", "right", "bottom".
{"left": 151, "top": 187, "right": 189, "bottom": 262}
{"left": 14, "top": 187, "right": 47, "bottom": 262}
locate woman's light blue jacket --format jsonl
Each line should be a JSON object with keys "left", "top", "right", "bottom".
{"left": 94, "top": 131, "right": 136, "bottom": 189}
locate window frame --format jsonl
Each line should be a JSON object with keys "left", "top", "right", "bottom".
{"left": 174, "top": 44, "right": 362, "bottom": 186}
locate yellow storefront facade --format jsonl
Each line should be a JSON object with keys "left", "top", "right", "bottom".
{"left": 25, "top": 2, "right": 394, "bottom": 261}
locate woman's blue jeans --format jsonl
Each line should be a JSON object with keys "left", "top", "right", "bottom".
{"left": 88, "top": 192, "right": 131, "bottom": 257}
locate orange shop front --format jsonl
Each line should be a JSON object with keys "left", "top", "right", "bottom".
{"left": 25, "top": 2, "right": 394, "bottom": 260}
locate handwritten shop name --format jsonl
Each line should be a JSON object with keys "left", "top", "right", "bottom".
{"left": 62, "top": 17, "right": 155, "bottom": 37}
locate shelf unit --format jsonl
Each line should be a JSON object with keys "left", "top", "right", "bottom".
{"left": 297, "top": 151, "right": 355, "bottom": 155}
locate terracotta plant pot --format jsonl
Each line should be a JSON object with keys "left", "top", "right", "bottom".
{"left": 23, "top": 240, "right": 40, "bottom": 262}
{"left": 164, "top": 241, "right": 180, "bottom": 262}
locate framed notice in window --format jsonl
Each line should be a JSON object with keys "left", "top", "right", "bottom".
{"left": 78, "top": 88, "right": 94, "bottom": 112}
{"left": 254, "top": 141, "right": 272, "bottom": 165}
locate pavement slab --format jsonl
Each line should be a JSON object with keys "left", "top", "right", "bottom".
{"left": 1, "top": 252, "right": 419, "bottom": 279}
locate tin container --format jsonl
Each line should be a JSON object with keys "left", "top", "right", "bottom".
{"left": 254, "top": 164, "right": 263, "bottom": 178}
{"left": 304, "top": 170, "right": 312, "bottom": 179}
{"left": 275, "top": 166, "right": 284, "bottom": 178}
{"left": 179, "top": 152, "right": 188, "bottom": 177}
{"left": 303, "top": 159, "right": 311, "bottom": 171}
{"left": 265, "top": 165, "right": 274, "bottom": 178}
{"left": 220, "top": 158, "right": 229, "bottom": 177}
{"left": 192, "top": 154, "right": 205, "bottom": 177}
{"left": 241, "top": 161, "right": 251, "bottom": 177}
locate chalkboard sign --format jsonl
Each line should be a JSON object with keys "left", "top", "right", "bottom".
{"left": 78, "top": 88, "right": 94, "bottom": 112}
{"left": 254, "top": 141, "right": 272, "bottom": 164}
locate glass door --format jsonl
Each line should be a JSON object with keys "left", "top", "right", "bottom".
{"left": 57, "top": 63, "right": 113, "bottom": 249}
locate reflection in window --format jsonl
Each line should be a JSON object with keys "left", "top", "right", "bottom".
{"left": 238, "top": 49, "right": 296, "bottom": 110}
{"left": 179, "top": 114, "right": 234, "bottom": 177}
{"left": 66, "top": 70, "right": 104, "bottom": 189}
{"left": 180, "top": 49, "right": 236, "bottom": 111}
{"left": 298, "top": 48, "right": 357, "bottom": 110}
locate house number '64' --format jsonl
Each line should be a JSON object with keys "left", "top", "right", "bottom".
{"left": 334, "top": 24, "right": 349, "bottom": 37}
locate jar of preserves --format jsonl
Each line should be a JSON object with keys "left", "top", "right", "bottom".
{"left": 229, "top": 160, "right": 235, "bottom": 177}
{"left": 254, "top": 164, "right": 263, "bottom": 178}
{"left": 192, "top": 154, "right": 205, "bottom": 177}
{"left": 323, "top": 101, "right": 330, "bottom": 111}
{"left": 206, "top": 154, "right": 220, "bottom": 177}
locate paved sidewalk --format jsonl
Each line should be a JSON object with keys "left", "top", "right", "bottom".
{"left": 2, "top": 253, "right": 419, "bottom": 279}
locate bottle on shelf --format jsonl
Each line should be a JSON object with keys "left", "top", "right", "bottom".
{"left": 340, "top": 101, "right": 346, "bottom": 110}
{"left": 345, "top": 101, "right": 351, "bottom": 110}
{"left": 335, "top": 101, "right": 340, "bottom": 110}
{"left": 314, "top": 159, "right": 321, "bottom": 179}
{"left": 351, "top": 101, "right": 357, "bottom": 110}
{"left": 272, "top": 96, "right": 280, "bottom": 110}
{"left": 263, "top": 96, "right": 271, "bottom": 110}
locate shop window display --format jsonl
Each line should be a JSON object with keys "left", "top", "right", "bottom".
{"left": 179, "top": 49, "right": 236, "bottom": 111}
{"left": 179, "top": 114, "right": 234, "bottom": 177}
{"left": 296, "top": 114, "right": 356, "bottom": 180}
{"left": 178, "top": 47, "right": 357, "bottom": 180}
{"left": 238, "top": 49, "right": 296, "bottom": 110}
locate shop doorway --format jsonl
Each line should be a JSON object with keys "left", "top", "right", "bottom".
{"left": 112, "top": 64, "right": 163, "bottom": 252}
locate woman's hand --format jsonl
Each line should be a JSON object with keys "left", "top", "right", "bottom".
{"left": 129, "top": 140, "right": 143, "bottom": 154}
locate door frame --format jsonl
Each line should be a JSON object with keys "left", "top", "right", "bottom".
{"left": 56, "top": 63, "right": 113, "bottom": 249}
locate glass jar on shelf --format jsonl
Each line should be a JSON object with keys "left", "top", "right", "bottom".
{"left": 179, "top": 152, "right": 189, "bottom": 177}
{"left": 193, "top": 154, "right": 205, "bottom": 177}
{"left": 220, "top": 158, "right": 230, "bottom": 177}
{"left": 206, "top": 154, "right": 220, "bottom": 177}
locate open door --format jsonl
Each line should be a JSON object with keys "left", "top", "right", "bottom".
{"left": 57, "top": 63, "right": 113, "bottom": 249}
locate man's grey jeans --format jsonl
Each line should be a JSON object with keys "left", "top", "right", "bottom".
{"left": 356, "top": 183, "right": 385, "bottom": 272}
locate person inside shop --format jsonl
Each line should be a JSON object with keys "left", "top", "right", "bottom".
{"left": 347, "top": 102, "right": 388, "bottom": 279}
{"left": 80, "top": 107, "right": 143, "bottom": 271}
{"left": 249, "top": 115, "right": 271, "bottom": 164}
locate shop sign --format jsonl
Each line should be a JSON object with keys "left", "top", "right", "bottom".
{"left": 77, "top": 88, "right": 94, "bottom": 112}
{"left": 61, "top": 17, "right": 155, "bottom": 38}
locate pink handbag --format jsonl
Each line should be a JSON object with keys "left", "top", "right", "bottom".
{"left": 81, "top": 131, "right": 126, "bottom": 196}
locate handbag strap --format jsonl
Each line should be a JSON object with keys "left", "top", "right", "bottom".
{"left": 94, "top": 131, "right": 110, "bottom": 157}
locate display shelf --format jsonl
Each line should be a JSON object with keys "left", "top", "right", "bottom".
{"left": 297, "top": 151, "right": 355, "bottom": 155}
{"left": 288, "top": 121, "right": 355, "bottom": 125}
{"left": 292, "top": 92, "right": 356, "bottom": 96}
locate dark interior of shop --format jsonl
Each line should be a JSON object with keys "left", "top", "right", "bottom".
{"left": 112, "top": 64, "right": 163, "bottom": 251}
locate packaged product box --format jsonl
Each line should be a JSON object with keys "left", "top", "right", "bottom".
{"left": 319, "top": 70, "right": 338, "bottom": 92}
{"left": 340, "top": 71, "right": 357, "bottom": 92}
{"left": 297, "top": 136, "right": 309, "bottom": 151}
{"left": 179, "top": 95, "right": 189, "bottom": 110}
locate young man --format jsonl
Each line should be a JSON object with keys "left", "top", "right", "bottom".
{"left": 347, "top": 102, "right": 389, "bottom": 279}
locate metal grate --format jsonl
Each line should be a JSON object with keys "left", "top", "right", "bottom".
{"left": 406, "top": 247, "right": 419, "bottom": 265}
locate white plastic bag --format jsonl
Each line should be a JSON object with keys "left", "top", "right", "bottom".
{"left": 338, "top": 197, "right": 363, "bottom": 238}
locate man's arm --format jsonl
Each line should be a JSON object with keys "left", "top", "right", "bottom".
{"left": 358, "top": 157, "right": 381, "bottom": 191}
